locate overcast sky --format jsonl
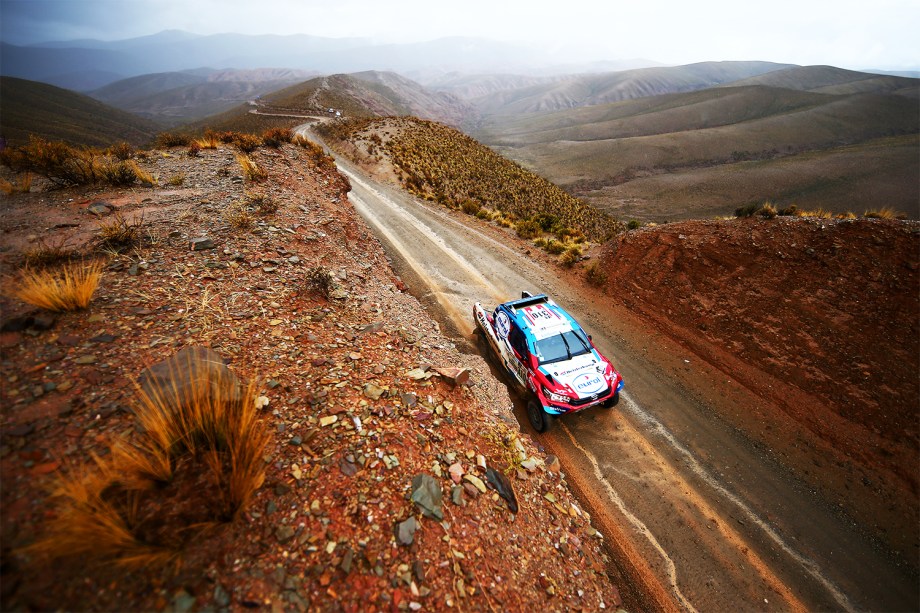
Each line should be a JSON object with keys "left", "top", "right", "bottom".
{"left": 1, "top": 0, "right": 918, "bottom": 70}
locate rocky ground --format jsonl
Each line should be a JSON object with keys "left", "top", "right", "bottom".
{"left": 0, "top": 144, "right": 623, "bottom": 611}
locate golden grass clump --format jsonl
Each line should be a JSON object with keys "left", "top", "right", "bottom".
{"left": 24, "top": 350, "right": 270, "bottom": 569}
{"left": 236, "top": 153, "right": 267, "bottom": 182}
{"left": 0, "top": 172, "right": 33, "bottom": 195}
{"left": 11, "top": 260, "right": 103, "bottom": 311}
{"left": 864, "top": 207, "right": 905, "bottom": 219}
{"left": 225, "top": 201, "right": 254, "bottom": 229}
{"left": 195, "top": 134, "right": 220, "bottom": 149}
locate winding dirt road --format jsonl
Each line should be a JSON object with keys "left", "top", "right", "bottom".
{"left": 303, "top": 125, "right": 916, "bottom": 612}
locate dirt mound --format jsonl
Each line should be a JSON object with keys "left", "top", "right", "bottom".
{"left": 597, "top": 216, "right": 919, "bottom": 560}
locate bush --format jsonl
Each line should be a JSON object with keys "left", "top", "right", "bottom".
{"left": 9, "top": 260, "right": 103, "bottom": 311}
{"left": 544, "top": 239, "right": 566, "bottom": 255}
{"left": 106, "top": 142, "right": 135, "bottom": 161}
{"left": 0, "top": 136, "right": 102, "bottom": 186}
{"left": 759, "top": 203, "right": 777, "bottom": 219}
{"left": 559, "top": 245, "right": 582, "bottom": 267}
{"left": 187, "top": 142, "right": 201, "bottom": 157}
{"left": 864, "top": 207, "right": 905, "bottom": 219}
{"left": 627, "top": 219, "right": 642, "bottom": 230}
{"left": 515, "top": 219, "right": 542, "bottom": 239}
{"left": 460, "top": 200, "right": 481, "bottom": 215}
{"left": 734, "top": 203, "right": 762, "bottom": 218}
{"left": 585, "top": 261, "right": 607, "bottom": 286}
{"left": 155, "top": 132, "right": 191, "bottom": 148}
{"left": 0, "top": 172, "right": 33, "bottom": 195}
{"left": 777, "top": 204, "right": 798, "bottom": 216}
{"left": 262, "top": 128, "right": 293, "bottom": 148}
{"left": 230, "top": 133, "right": 263, "bottom": 153}
{"left": 100, "top": 160, "right": 139, "bottom": 186}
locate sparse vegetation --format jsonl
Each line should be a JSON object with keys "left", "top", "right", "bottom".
{"left": 9, "top": 260, "right": 104, "bottom": 311}
{"left": 317, "top": 117, "right": 622, "bottom": 243}
{"left": 167, "top": 172, "right": 186, "bottom": 186}
{"left": 306, "top": 266, "right": 334, "bottom": 298}
{"left": 106, "top": 142, "right": 135, "bottom": 161}
{"left": 155, "top": 132, "right": 192, "bottom": 148}
{"left": 0, "top": 136, "right": 158, "bottom": 188}
{"left": 236, "top": 154, "right": 267, "bottom": 182}
{"left": 96, "top": 212, "right": 147, "bottom": 253}
{"left": 627, "top": 220, "right": 642, "bottom": 230}
{"left": 187, "top": 142, "right": 201, "bottom": 158}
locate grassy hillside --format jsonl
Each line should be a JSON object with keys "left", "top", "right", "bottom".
{"left": 0, "top": 76, "right": 160, "bottom": 147}
{"left": 89, "top": 69, "right": 317, "bottom": 125}
{"left": 317, "top": 116, "right": 620, "bottom": 243}
{"left": 476, "top": 83, "right": 919, "bottom": 221}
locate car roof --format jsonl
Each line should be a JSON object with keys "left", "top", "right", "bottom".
{"left": 500, "top": 294, "right": 577, "bottom": 341}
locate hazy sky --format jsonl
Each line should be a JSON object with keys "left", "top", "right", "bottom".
{"left": 2, "top": 0, "right": 918, "bottom": 69}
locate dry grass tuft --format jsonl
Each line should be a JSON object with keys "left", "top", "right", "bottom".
{"left": 23, "top": 236, "right": 80, "bottom": 268}
{"left": 96, "top": 212, "right": 147, "bottom": 253}
{"left": 236, "top": 154, "right": 267, "bottom": 182}
{"left": 10, "top": 260, "right": 104, "bottom": 311}
{"left": 864, "top": 207, "right": 906, "bottom": 219}
{"left": 0, "top": 172, "right": 33, "bottom": 195}
{"left": 225, "top": 201, "right": 254, "bottom": 229}
{"left": 24, "top": 355, "right": 269, "bottom": 569}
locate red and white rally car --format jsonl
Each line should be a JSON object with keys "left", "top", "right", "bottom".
{"left": 473, "top": 292, "right": 624, "bottom": 432}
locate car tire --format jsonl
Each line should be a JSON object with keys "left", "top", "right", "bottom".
{"left": 527, "top": 397, "right": 552, "bottom": 433}
{"left": 603, "top": 391, "right": 620, "bottom": 408}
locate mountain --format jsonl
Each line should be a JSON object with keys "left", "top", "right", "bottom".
{"left": 1, "top": 31, "right": 642, "bottom": 92}
{"left": 464, "top": 61, "right": 794, "bottom": 117}
{"left": 88, "top": 68, "right": 318, "bottom": 125}
{"left": 0, "top": 76, "right": 160, "bottom": 147}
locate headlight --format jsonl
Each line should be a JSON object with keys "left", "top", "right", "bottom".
{"left": 543, "top": 386, "right": 571, "bottom": 404}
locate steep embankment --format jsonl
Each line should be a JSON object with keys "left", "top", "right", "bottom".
{"left": 596, "top": 217, "right": 920, "bottom": 562}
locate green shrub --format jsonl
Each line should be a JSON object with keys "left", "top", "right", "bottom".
{"left": 515, "top": 219, "right": 542, "bottom": 239}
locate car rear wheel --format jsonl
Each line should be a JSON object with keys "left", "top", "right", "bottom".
{"left": 527, "top": 397, "right": 552, "bottom": 433}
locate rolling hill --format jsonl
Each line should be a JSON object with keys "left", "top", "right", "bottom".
{"left": 189, "top": 71, "right": 472, "bottom": 134}
{"left": 472, "top": 74, "right": 920, "bottom": 221}
{"left": 0, "top": 76, "right": 161, "bottom": 147}
{"left": 463, "top": 61, "right": 794, "bottom": 118}
{"left": 88, "top": 68, "right": 317, "bottom": 125}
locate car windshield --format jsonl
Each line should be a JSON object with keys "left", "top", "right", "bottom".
{"left": 533, "top": 329, "right": 591, "bottom": 364}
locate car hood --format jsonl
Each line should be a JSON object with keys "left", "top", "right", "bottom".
{"left": 539, "top": 352, "right": 607, "bottom": 398}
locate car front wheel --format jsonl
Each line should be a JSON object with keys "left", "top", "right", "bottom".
{"left": 527, "top": 397, "right": 553, "bottom": 433}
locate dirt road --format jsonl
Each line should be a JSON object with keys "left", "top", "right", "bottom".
{"left": 304, "top": 126, "right": 916, "bottom": 611}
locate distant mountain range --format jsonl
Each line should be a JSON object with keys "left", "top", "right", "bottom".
{"left": 0, "top": 30, "right": 661, "bottom": 92}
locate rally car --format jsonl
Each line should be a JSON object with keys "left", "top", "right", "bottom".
{"left": 473, "top": 292, "right": 623, "bottom": 432}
